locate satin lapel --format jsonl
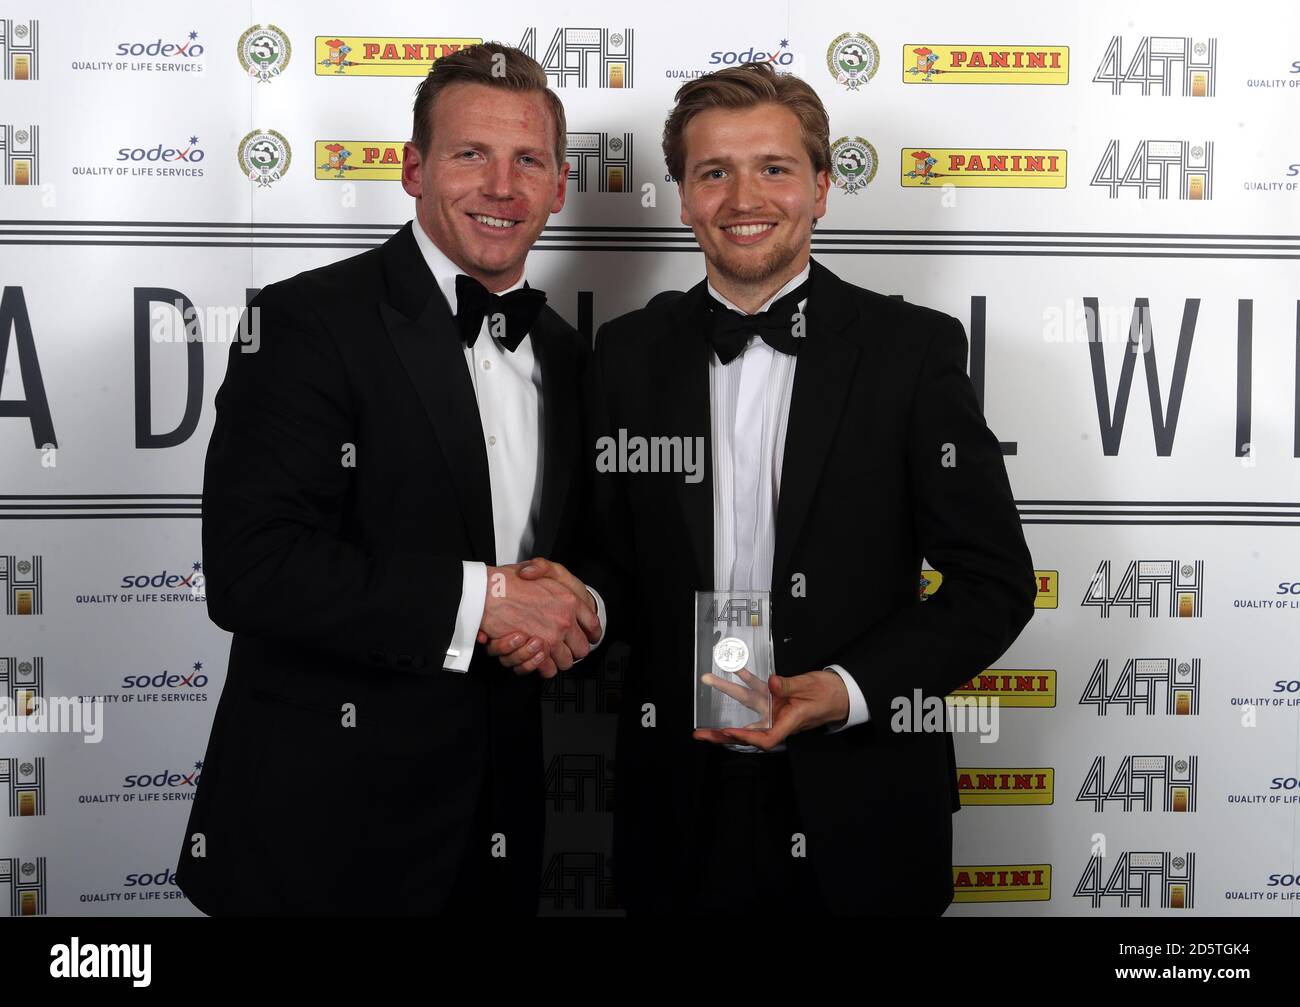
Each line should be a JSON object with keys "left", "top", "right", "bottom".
{"left": 655, "top": 280, "right": 715, "bottom": 590}
{"left": 530, "top": 309, "right": 576, "bottom": 559}
{"left": 772, "top": 258, "right": 863, "bottom": 587}
{"left": 378, "top": 223, "right": 496, "bottom": 565}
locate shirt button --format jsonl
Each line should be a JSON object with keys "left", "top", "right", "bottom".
{"left": 487, "top": 435, "right": 497, "bottom": 446}
{"left": 482, "top": 359, "right": 491, "bottom": 370}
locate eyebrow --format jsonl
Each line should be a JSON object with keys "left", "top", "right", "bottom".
{"left": 690, "top": 152, "right": 801, "bottom": 170}
{"left": 448, "top": 138, "right": 550, "bottom": 159}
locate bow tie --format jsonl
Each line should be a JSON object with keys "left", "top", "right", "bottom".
{"left": 705, "top": 278, "right": 811, "bottom": 364}
{"left": 454, "top": 273, "right": 547, "bottom": 352}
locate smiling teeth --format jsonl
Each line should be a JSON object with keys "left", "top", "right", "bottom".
{"left": 725, "top": 223, "right": 773, "bottom": 236}
{"left": 473, "top": 214, "right": 518, "bottom": 228}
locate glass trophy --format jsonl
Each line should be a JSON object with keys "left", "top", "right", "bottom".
{"left": 694, "top": 590, "right": 774, "bottom": 731}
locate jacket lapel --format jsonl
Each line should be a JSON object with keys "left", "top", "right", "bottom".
{"left": 530, "top": 306, "right": 577, "bottom": 559}
{"left": 655, "top": 279, "right": 714, "bottom": 590}
{"left": 772, "top": 258, "right": 863, "bottom": 586}
{"left": 378, "top": 222, "right": 496, "bottom": 565}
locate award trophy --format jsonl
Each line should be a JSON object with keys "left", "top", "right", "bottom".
{"left": 694, "top": 590, "right": 773, "bottom": 731}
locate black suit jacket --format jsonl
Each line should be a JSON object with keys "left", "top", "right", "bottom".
{"left": 582, "top": 257, "right": 1037, "bottom": 915}
{"left": 175, "top": 222, "right": 589, "bottom": 915}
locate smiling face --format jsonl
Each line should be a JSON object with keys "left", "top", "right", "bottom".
{"left": 677, "top": 102, "right": 829, "bottom": 300}
{"left": 402, "top": 81, "right": 568, "bottom": 291}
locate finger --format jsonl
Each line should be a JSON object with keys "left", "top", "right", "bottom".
{"left": 516, "top": 559, "right": 547, "bottom": 580}
{"left": 524, "top": 558, "right": 595, "bottom": 614}
{"left": 692, "top": 729, "right": 735, "bottom": 745}
{"left": 477, "top": 630, "right": 488, "bottom": 645}
{"left": 537, "top": 657, "right": 559, "bottom": 679}
{"left": 700, "top": 672, "right": 767, "bottom": 714}
{"left": 725, "top": 704, "right": 800, "bottom": 748}
{"left": 550, "top": 642, "right": 576, "bottom": 671}
{"left": 563, "top": 625, "right": 590, "bottom": 661}
{"left": 512, "top": 646, "right": 550, "bottom": 675}
{"left": 501, "top": 638, "right": 545, "bottom": 668}
{"left": 575, "top": 604, "right": 602, "bottom": 642}
{"left": 486, "top": 632, "right": 527, "bottom": 657}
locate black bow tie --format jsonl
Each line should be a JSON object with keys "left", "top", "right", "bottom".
{"left": 454, "top": 273, "right": 547, "bottom": 352}
{"left": 705, "top": 278, "right": 811, "bottom": 364}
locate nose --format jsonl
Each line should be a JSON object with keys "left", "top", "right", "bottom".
{"left": 726, "top": 169, "right": 763, "bottom": 216}
{"left": 483, "top": 154, "right": 514, "bottom": 199}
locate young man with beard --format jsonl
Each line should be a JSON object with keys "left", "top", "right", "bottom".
{"left": 564, "top": 62, "right": 1037, "bottom": 915}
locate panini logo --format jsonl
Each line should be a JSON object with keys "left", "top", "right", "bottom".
{"left": 902, "top": 148, "right": 1066, "bottom": 188}
{"left": 951, "top": 670, "right": 1056, "bottom": 708}
{"left": 902, "top": 44, "right": 1068, "bottom": 84}
{"left": 315, "top": 141, "right": 403, "bottom": 180}
{"left": 315, "top": 36, "right": 482, "bottom": 76}
{"left": 953, "top": 864, "right": 1052, "bottom": 902}
{"left": 920, "top": 568, "right": 1057, "bottom": 608}
{"left": 957, "top": 768, "right": 1053, "bottom": 805}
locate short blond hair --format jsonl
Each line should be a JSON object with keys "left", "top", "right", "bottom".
{"left": 662, "top": 61, "right": 831, "bottom": 182}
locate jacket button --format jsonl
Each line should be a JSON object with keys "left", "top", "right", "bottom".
{"left": 395, "top": 654, "right": 413, "bottom": 668}
{"left": 367, "top": 650, "right": 384, "bottom": 663}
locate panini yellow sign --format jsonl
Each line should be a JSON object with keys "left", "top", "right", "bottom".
{"left": 919, "top": 568, "right": 1058, "bottom": 608}
{"left": 315, "top": 141, "right": 404, "bottom": 180}
{"left": 950, "top": 669, "right": 1057, "bottom": 708}
{"left": 902, "top": 148, "right": 1066, "bottom": 188}
{"left": 957, "top": 768, "right": 1054, "bottom": 805}
{"left": 1034, "top": 570, "right": 1058, "bottom": 608}
{"left": 953, "top": 865, "right": 1052, "bottom": 902}
{"left": 903, "top": 45, "right": 1068, "bottom": 84}
{"left": 315, "top": 36, "right": 483, "bottom": 75}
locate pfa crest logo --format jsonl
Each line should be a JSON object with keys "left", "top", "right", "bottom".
{"left": 830, "top": 136, "right": 877, "bottom": 194}
{"left": 238, "top": 24, "right": 291, "bottom": 83}
{"left": 237, "top": 129, "right": 291, "bottom": 187}
{"left": 827, "top": 32, "right": 879, "bottom": 91}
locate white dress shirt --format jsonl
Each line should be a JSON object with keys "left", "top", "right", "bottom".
{"left": 706, "top": 263, "right": 869, "bottom": 751}
{"left": 409, "top": 219, "right": 605, "bottom": 670}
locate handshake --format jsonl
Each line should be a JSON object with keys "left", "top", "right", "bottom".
{"left": 477, "top": 558, "right": 602, "bottom": 678}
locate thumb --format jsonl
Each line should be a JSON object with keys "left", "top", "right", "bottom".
{"left": 768, "top": 674, "right": 786, "bottom": 698}
{"left": 518, "top": 557, "right": 549, "bottom": 579}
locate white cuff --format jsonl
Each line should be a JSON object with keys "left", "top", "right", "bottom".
{"left": 443, "top": 561, "right": 487, "bottom": 672}
{"left": 826, "top": 664, "right": 869, "bottom": 733}
{"left": 573, "top": 585, "right": 607, "bottom": 663}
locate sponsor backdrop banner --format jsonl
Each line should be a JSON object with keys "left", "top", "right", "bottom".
{"left": 1, "top": 0, "right": 1298, "bottom": 916}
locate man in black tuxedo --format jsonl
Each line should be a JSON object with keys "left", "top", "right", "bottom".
{"left": 175, "top": 43, "right": 603, "bottom": 916}
{"left": 573, "top": 62, "right": 1038, "bottom": 915}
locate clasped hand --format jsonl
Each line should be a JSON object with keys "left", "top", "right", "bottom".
{"left": 477, "top": 558, "right": 601, "bottom": 678}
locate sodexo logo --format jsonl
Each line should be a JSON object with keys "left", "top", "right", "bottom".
{"left": 709, "top": 42, "right": 796, "bottom": 67}
{"left": 114, "top": 30, "right": 205, "bottom": 59}
{"left": 116, "top": 135, "right": 205, "bottom": 163}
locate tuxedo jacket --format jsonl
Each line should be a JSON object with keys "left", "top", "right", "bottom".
{"left": 582, "top": 257, "right": 1037, "bottom": 915}
{"left": 175, "top": 221, "right": 589, "bottom": 915}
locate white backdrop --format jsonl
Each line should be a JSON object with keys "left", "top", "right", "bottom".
{"left": 1, "top": 0, "right": 1298, "bottom": 915}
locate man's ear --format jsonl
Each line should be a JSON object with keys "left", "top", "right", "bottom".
{"left": 401, "top": 141, "right": 423, "bottom": 199}
{"left": 678, "top": 181, "right": 689, "bottom": 227}
{"left": 813, "top": 167, "right": 830, "bottom": 220}
{"left": 551, "top": 160, "right": 570, "bottom": 215}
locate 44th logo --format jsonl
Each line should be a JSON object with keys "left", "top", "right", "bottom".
{"left": 1077, "top": 755, "right": 1198, "bottom": 812}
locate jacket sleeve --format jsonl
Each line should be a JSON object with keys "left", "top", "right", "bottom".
{"left": 833, "top": 314, "right": 1038, "bottom": 717}
{"left": 573, "top": 319, "right": 636, "bottom": 647}
{"left": 200, "top": 284, "right": 465, "bottom": 672}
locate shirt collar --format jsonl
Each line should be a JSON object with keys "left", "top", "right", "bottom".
{"left": 409, "top": 217, "right": 528, "bottom": 316}
{"left": 706, "top": 261, "right": 811, "bottom": 316}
